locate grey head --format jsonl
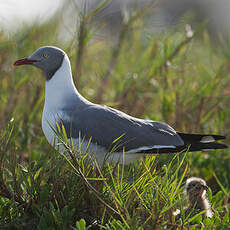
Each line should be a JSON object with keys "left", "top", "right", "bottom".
{"left": 185, "top": 177, "right": 208, "bottom": 198}
{"left": 14, "top": 46, "right": 65, "bottom": 81}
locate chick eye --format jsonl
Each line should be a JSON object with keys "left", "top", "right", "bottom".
{"left": 42, "top": 53, "right": 49, "bottom": 58}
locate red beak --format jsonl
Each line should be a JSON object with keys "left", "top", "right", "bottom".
{"left": 13, "top": 58, "right": 38, "bottom": 66}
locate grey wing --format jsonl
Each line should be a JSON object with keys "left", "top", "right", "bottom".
{"left": 59, "top": 104, "right": 184, "bottom": 152}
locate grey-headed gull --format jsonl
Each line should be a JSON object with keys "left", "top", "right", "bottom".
{"left": 14, "top": 46, "right": 228, "bottom": 164}
{"left": 174, "top": 177, "right": 213, "bottom": 220}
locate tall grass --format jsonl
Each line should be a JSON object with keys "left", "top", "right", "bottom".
{"left": 0, "top": 3, "right": 229, "bottom": 229}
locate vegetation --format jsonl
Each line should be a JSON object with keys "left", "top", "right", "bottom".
{"left": 0, "top": 3, "right": 229, "bottom": 229}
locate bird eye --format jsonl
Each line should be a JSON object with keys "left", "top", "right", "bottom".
{"left": 42, "top": 53, "right": 49, "bottom": 58}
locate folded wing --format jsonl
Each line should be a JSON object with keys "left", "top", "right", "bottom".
{"left": 58, "top": 104, "right": 184, "bottom": 153}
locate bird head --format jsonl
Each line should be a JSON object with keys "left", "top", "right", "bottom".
{"left": 185, "top": 177, "right": 209, "bottom": 199}
{"left": 14, "top": 46, "right": 65, "bottom": 81}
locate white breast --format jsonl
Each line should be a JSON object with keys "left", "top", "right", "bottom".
{"left": 42, "top": 54, "right": 78, "bottom": 146}
{"left": 42, "top": 103, "right": 58, "bottom": 146}
{"left": 41, "top": 81, "right": 108, "bottom": 163}
{"left": 42, "top": 103, "right": 110, "bottom": 165}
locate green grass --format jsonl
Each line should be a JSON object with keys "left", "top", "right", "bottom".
{"left": 0, "top": 4, "right": 229, "bottom": 229}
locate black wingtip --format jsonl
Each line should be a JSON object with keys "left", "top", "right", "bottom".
{"left": 210, "top": 134, "right": 226, "bottom": 140}
{"left": 204, "top": 145, "right": 228, "bottom": 150}
{"left": 177, "top": 132, "right": 227, "bottom": 142}
{"left": 189, "top": 142, "right": 228, "bottom": 151}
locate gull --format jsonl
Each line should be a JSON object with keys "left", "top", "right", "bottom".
{"left": 184, "top": 177, "right": 213, "bottom": 218}
{"left": 13, "top": 46, "right": 228, "bottom": 165}
{"left": 174, "top": 177, "right": 213, "bottom": 221}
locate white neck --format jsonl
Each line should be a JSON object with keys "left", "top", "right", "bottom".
{"left": 44, "top": 54, "right": 87, "bottom": 109}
